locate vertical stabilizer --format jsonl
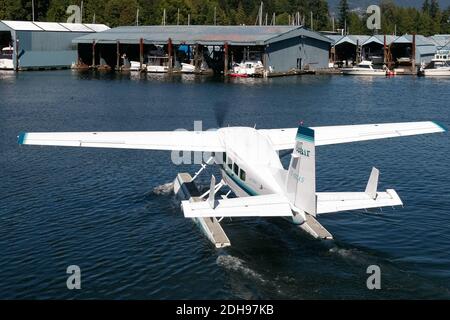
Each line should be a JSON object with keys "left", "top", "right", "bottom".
{"left": 286, "top": 126, "right": 316, "bottom": 216}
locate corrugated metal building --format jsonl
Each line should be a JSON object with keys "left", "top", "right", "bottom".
{"left": 428, "top": 34, "right": 450, "bottom": 49}
{"left": 327, "top": 34, "right": 437, "bottom": 67}
{"left": 0, "top": 20, "right": 109, "bottom": 70}
{"left": 72, "top": 25, "right": 332, "bottom": 74}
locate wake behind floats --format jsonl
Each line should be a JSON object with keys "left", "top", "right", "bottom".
{"left": 18, "top": 121, "right": 446, "bottom": 248}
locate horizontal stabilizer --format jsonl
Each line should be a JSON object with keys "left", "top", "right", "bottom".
{"left": 316, "top": 189, "right": 402, "bottom": 215}
{"left": 182, "top": 194, "right": 293, "bottom": 218}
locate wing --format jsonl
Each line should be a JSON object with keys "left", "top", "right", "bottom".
{"left": 259, "top": 121, "right": 446, "bottom": 150}
{"left": 182, "top": 194, "right": 293, "bottom": 218}
{"left": 18, "top": 131, "right": 224, "bottom": 152}
{"left": 316, "top": 189, "right": 403, "bottom": 215}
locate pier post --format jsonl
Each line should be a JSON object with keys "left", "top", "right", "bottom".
{"left": 14, "top": 38, "right": 19, "bottom": 71}
{"left": 194, "top": 43, "right": 200, "bottom": 73}
{"left": 412, "top": 33, "right": 416, "bottom": 73}
{"left": 168, "top": 38, "right": 173, "bottom": 72}
{"left": 116, "top": 40, "right": 120, "bottom": 71}
{"left": 91, "top": 40, "right": 96, "bottom": 67}
{"left": 224, "top": 42, "right": 228, "bottom": 75}
{"left": 383, "top": 35, "right": 387, "bottom": 65}
{"left": 356, "top": 39, "right": 360, "bottom": 64}
{"left": 139, "top": 38, "right": 144, "bottom": 70}
{"left": 263, "top": 46, "right": 269, "bottom": 78}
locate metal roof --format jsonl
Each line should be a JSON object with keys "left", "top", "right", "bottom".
{"left": 391, "top": 34, "right": 434, "bottom": 46}
{"left": 328, "top": 34, "right": 436, "bottom": 47}
{"left": 362, "top": 35, "right": 396, "bottom": 46}
{"left": 333, "top": 35, "right": 370, "bottom": 46}
{"left": 428, "top": 35, "right": 450, "bottom": 49}
{"left": 0, "top": 20, "right": 109, "bottom": 32}
{"left": 72, "top": 25, "right": 333, "bottom": 46}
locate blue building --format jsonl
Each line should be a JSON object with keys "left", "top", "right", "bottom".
{"left": 0, "top": 20, "right": 109, "bottom": 70}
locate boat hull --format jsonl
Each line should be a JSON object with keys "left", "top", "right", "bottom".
{"left": 420, "top": 68, "right": 450, "bottom": 76}
{"left": 147, "top": 65, "right": 168, "bottom": 73}
{"left": 342, "top": 69, "right": 386, "bottom": 76}
{"left": 0, "top": 58, "right": 13, "bottom": 70}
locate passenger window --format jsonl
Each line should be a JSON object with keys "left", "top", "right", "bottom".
{"left": 222, "top": 152, "right": 227, "bottom": 165}
{"left": 227, "top": 157, "right": 232, "bottom": 170}
{"left": 233, "top": 163, "right": 239, "bottom": 175}
{"left": 240, "top": 169, "right": 246, "bottom": 181}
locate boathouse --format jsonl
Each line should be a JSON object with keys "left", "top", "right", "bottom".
{"left": 72, "top": 25, "right": 332, "bottom": 75}
{"left": 327, "top": 34, "right": 437, "bottom": 70}
{"left": 0, "top": 20, "right": 109, "bottom": 70}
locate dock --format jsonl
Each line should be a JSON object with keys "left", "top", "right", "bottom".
{"left": 174, "top": 173, "right": 230, "bottom": 248}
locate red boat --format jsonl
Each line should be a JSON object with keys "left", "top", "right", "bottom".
{"left": 229, "top": 73, "right": 248, "bottom": 78}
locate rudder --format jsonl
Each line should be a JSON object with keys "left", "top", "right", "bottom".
{"left": 285, "top": 126, "right": 316, "bottom": 216}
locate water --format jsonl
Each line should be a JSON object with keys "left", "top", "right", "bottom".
{"left": 0, "top": 70, "right": 449, "bottom": 299}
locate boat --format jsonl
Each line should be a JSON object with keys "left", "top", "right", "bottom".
{"left": 71, "top": 58, "right": 89, "bottom": 70}
{"left": 230, "top": 60, "right": 264, "bottom": 77}
{"left": 341, "top": 60, "right": 386, "bottom": 76}
{"left": 146, "top": 55, "right": 169, "bottom": 73}
{"left": 129, "top": 61, "right": 143, "bottom": 72}
{"left": 181, "top": 62, "right": 195, "bottom": 73}
{"left": 418, "top": 50, "right": 450, "bottom": 76}
{"left": 0, "top": 46, "right": 14, "bottom": 70}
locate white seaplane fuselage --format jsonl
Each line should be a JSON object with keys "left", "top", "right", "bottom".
{"left": 216, "top": 127, "right": 303, "bottom": 222}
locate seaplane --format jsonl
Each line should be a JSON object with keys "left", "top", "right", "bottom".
{"left": 17, "top": 121, "right": 446, "bottom": 247}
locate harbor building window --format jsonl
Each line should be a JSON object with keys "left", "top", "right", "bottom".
{"left": 240, "top": 169, "right": 246, "bottom": 181}
{"left": 233, "top": 163, "right": 239, "bottom": 176}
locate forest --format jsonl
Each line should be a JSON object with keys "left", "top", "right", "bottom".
{"left": 0, "top": 0, "right": 449, "bottom": 36}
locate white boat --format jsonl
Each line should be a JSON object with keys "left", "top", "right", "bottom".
{"left": 146, "top": 65, "right": 168, "bottom": 73}
{"left": 181, "top": 62, "right": 195, "bottom": 73}
{"left": 342, "top": 60, "right": 386, "bottom": 76}
{"left": 0, "top": 46, "right": 14, "bottom": 70}
{"left": 230, "top": 60, "right": 264, "bottom": 77}
{"left": 418, "top": 50, "right": 450, "bottom": 76}
{"left": 146, "top": 56, "right": 169, "bottom": 73}
{"left": 129, "top": 61, "right": 143, "bottom": 71}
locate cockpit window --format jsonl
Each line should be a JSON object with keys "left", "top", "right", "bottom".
{"left": 222, "top": 152, "right": 227, "bottom": 165}
{"left": 233, "top": 163, "right": 239, "bottom": 175}
{"left": 240, "top": 169, "right": 246, "bottom": 181}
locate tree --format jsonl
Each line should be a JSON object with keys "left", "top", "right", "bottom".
{"left": 307, "top": 0, "right": 330, "bottom": 31}
{"left": 104, "top": 0, "right": 139, "bottom": 27}
{"left": 430, "top": 0, "right": 440, "bottom": 18}
{"left": 234, "top": 1, "right": 247, "bottom": 25}
{"left": 347, "top": 12, "right": 364, "bottom": 34}
{"left": 422, "top": 0, "right": 430, "bottom": 14}
{"left": 338, "top": 0, "right": 349, "bottom": 30}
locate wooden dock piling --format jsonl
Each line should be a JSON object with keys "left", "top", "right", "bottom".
{"left": 116, "top": 40, "right": 120, "bottom": 70}
{"left": 139, "top": 38, "right": 144, "bottom": 69}
{"left": 91, "top": 40, "right": 96, "bottom": 68}
{"left": 224, "top": 42, "right": 229, "bottom": 75}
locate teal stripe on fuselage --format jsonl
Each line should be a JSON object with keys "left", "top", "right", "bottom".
{"left": 296, "top": 133, "right": 314, "bottom": 142}
{"left": 221, "top": 166, "right": 259, "bottom": 196}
